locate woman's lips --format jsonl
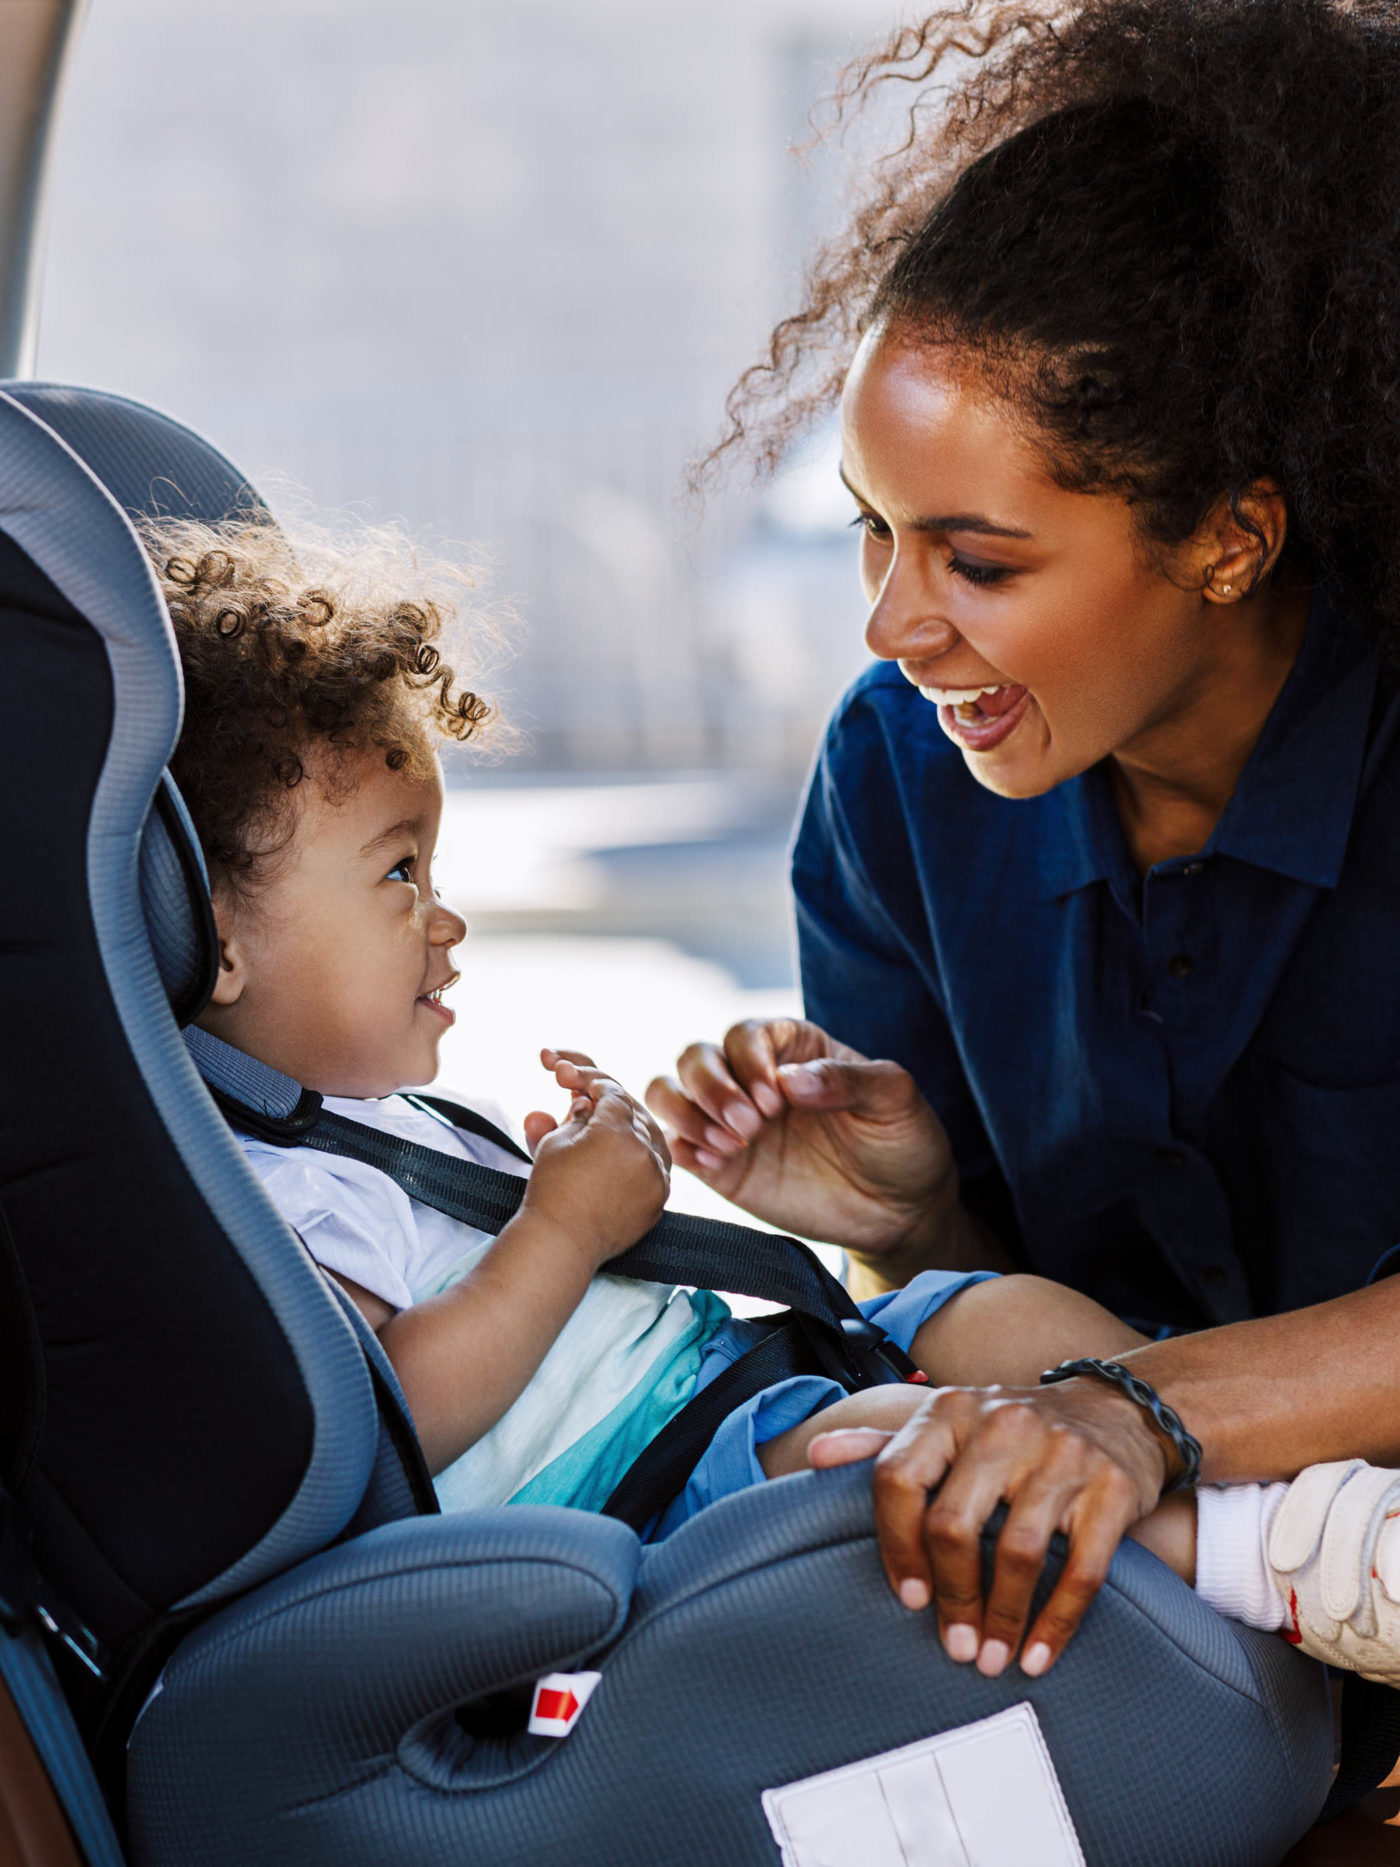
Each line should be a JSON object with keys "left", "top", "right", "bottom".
{"left": 417, "top": 992, "right": 455, "bottom": 1027}
{"left": 934, "top": 684, "right": 1031, "bottom": 752}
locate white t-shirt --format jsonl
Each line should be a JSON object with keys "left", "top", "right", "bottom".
{"left": 238, "top": 1093, "right": 722, "bottom": 1511}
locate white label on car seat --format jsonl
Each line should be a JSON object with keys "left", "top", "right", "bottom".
{"left": 527, "top": 1670, "right": 601, "bottom": 1737}
{"left": 761, "top": 1702, "right": 1085, "bottom": 1867}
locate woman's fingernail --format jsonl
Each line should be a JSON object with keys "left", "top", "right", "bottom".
{"left": 694, "top": 1148, "right": 721, "bottom": 1170}
{"left": 702, "top": 1123, "right": 739, "bottom": 1154}
{"left": 978, "top": 1642, "right": 1008, "bottom": 1687}
{"left": 727, "top": 1103, "right": 762, "bottom": 1140}
{"left": 976, "top": 1640, "right": 1010, "bottom": 1679}
{"left": 780, "top": 1066, "right": 821, "bottom": 1098}
{"left": 1020, "top": 1643, "right": 1052, "bottom": 1678}
{"left": 753, "top": 1081, "right": 783, "bottom": 1117}
{"left": 944, "top": 1623, "right": 978, "bottom": 1663}
{"left": 898, "top": 1578, "right": 931, "bottom": 1612}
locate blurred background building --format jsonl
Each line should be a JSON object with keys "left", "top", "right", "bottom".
{"left": 38, "top": 0, "right": 907, "bottom": 1201}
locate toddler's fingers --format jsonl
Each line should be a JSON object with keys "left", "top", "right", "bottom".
{"left": 630, "top": 1097, "right": 672, "bottom": 1163}
{"left": 540, "top": 1046, "right": 599, "bottom": 1078}
{"left": 807, "top": 1427, "right": 895, "bottom": 1468}
{"left": 556, "top": 1063, "right": 626, "bottom": 1103}
{"left": 632, "top": 1109, "right": 672, "bottom": 1171}
{"left": 585, "top": 1080, "right": 641, "bottom": 1126}
{"left": 522, "top": 1110, "right": 558, "bottom": 1156}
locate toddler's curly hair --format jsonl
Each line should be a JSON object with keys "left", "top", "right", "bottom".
{"left": 147, "top": 514, "right": 503, "bottom": 892}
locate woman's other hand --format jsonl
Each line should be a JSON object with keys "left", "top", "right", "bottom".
{"left": 809, "top": 1378, "right": 1174, "bottom": 1678}
{"left": 646, "top": 1017, "right": 1003, "bottom": 1286}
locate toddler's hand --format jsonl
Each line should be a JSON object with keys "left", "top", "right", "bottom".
{"left": 521, "top": 1049, "right": 670, "bottom": 1266}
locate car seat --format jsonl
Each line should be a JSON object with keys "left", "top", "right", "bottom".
{"left": 0, "top": 380, "right": 1340, "bottom": 1867}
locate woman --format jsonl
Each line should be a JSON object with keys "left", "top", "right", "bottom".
{"left": 649, "top": 0, "right": 1400, "bottom": 1699}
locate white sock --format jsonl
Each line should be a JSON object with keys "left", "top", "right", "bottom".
{"left": 1193, "top": 1482, "right": 1290, "bottom": 1631}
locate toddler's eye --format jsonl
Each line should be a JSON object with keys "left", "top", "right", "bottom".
{"left": 385, "top": 857, "right": 415, "bottom": 884}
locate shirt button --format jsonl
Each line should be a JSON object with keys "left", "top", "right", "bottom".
{"left": 1181, "top": 861, "right": 1204, "bottom": 876}
{"left": 1167, "top": 953, "right": 1195, "bottom": 978}
{"left": 1157, "top": 1147, "right": 1186, "bottom": 1167}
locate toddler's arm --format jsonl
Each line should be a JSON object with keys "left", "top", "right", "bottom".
{"left": 334, "top": 1056, "right": 670, "bottom": 1475}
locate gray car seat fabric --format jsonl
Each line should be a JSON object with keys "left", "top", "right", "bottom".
{"left": 0, "top": 382, "right": 263, "bottom": 527}
{"left": 127, "top": 1465, "right": 1333, "bottom": 1867}
{"left": 0, "top": 380, "right": 1338, "bottom": 1867}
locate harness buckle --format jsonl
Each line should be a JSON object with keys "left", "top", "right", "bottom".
{"left": 837, "top": 1317, "right": 921, "bottom": 1388}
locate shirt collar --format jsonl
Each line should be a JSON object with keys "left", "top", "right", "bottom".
{"left": 1037, "top": 582, "right": 1380, "bottom": 900}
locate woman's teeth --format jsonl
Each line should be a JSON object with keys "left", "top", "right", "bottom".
{"left": 919, "top": 684, "right": 1006, "bottom": 720}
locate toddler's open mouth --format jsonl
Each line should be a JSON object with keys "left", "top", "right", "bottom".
{"left": 417, "top": 985, "right": 455, "bottom": 1027}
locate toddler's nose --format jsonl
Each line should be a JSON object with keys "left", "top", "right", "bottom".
{"left": 431, "top": 896, "right": 467, "bottom": 945}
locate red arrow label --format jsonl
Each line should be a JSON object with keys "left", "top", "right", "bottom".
{"left": 529, "top": 1670, "right": 601, "bottom": 1736}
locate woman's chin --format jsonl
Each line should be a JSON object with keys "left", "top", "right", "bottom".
{"left": 957, "top": 743, "right": 1068, "bottom": 801}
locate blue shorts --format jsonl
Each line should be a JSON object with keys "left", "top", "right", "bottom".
{"left": 648, "top": 1266, "right": 995, "bottom": 1538}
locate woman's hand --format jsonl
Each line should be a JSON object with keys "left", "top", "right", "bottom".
{"left": 809, "top": 1378, "right": 1173, "bottom": 1678}
{"left": 523, "top": 1049, "right": 671, "bottom": 1266}
{"left": 646, "top": 1017, "right": 993, "bottom": 1283}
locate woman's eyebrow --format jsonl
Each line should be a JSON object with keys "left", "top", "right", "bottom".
{"left": 359, "top": 817, "right": 420, "bottom": 859}
{"left": 838, "top": 465, "right": 1032, "bottom": 539}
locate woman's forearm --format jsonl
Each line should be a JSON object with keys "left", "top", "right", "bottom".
{"left": 1118, "top": 1274, "right": 1400, "bottom": 1482}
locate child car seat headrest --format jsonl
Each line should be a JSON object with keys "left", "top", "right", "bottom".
{"left": 0, "top": 382, "right": 272, "bottom": 1029}
{"left": 0, "top": 382, "right": 379, "bottom": 1671}
{"left": 0, "top": 382, "right": 264, "bottom": 528}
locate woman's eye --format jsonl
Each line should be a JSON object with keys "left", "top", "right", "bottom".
{"left": 849, "top": 511, "right": 891, "bottom": 541}
{"left": 385, "top": 857, "right": 415, "bottom": 884}
{"left": 948, "top": 554, "right": 1012, "bottom": 588}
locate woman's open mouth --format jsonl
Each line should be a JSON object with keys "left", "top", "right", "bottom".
{"left": 417, "top": 986, "right": 455, "bottom": 1027}
{"left": 919, "top": 682, "right": 1031, "bottom": 752}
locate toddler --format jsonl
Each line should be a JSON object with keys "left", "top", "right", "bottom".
{"left": 153, "top": 514, "right": 1400, "bottom": 1690}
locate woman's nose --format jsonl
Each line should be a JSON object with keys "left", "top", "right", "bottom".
{"left": 863, "top": 567, "right": 959, "bottom": 665}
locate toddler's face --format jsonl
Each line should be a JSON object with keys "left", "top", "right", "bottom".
{"left": 197, "top": 749, "right": 465, "bottom": 1097}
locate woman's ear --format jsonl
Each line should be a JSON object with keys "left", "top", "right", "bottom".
{"left": 1195, "top": 480, "right": 1289, "bottom": 602}
{"left": 206, "top": 887, "right": 249, "bottom": 1008}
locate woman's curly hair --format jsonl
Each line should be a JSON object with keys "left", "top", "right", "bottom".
{"left": 721, "top": 0, "right": 1400, "bottom": 655}
{"left": 147, "top": 514, "right": 504, "bottom": 891}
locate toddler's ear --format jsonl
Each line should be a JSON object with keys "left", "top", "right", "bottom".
{"left": 206, "top": 889, "right": 249, "bottom": 1007}
{"left": 207, "top": 933, "right": 249, "bottom": 1006}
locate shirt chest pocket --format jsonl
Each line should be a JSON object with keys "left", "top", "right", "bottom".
{"left": 1249, "top": 1063, "right": 1400, "bottom": 1299}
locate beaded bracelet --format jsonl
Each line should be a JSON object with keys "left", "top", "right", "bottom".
{"left": 1039, "top": 1357, "right": 1203, "bottom": 1493}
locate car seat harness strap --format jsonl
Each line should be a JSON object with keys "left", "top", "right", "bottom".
{"left": 184, "top": 1028, "right": 921, "bottom": 1529}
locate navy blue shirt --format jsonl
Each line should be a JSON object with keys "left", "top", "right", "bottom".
{"left": 793, "top": 586, "right": 1400, "bottom": 1331}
